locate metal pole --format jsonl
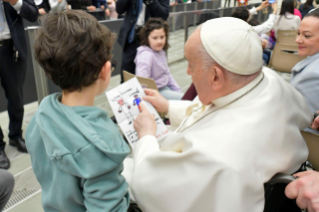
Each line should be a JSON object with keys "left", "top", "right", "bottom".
{"left": 26, "top": 26, "right": 49, "bottom": 105}
{"left": 184, "top": 14, "right": 189, "bottom": 44}
{"left": 194, "top": 3, "right": 198, "bottom": 26}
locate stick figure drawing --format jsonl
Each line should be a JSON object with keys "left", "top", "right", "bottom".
{"left": 117, "top": 98, "right": 134, "bottom": 125}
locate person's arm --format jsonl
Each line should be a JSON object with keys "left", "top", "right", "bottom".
{"left": 285, "top": 170, "right": 319, "bottom": 212}
{"left": 131, "top": 113, "right": 265, "bottom": 211}
{"left": 5, "top": 0, "right": 39, "bottom": 22}
{"left": 135, "top": 51, "right": 153, "bottom": 79}
{"left": 253, "top": 3, "right": 278, "bottom": 35}
{"left": 249, "top": 0, "right": 269, "bottom": 15}
{"left": 116, "top": 0, "right": 131, "bottom": 15}
{"left": 146, "top": 0, "right": 169, "bottom": 20}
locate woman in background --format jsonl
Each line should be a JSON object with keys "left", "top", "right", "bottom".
{"left": 274, "top": 0, "right": 300, "bottom": 38}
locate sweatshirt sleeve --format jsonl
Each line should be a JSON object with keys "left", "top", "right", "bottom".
{"left": 135, "top": 51, "right": 153, "bottom": 79}
{"left": 166, "top": 73, "right": 182, "bottom": 92}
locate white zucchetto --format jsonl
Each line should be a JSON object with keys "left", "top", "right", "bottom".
{"left": 200, "top": 17, "right": 263, "bottom": 75}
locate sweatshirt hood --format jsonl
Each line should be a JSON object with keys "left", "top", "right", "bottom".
{"left": 30, "top": 93, "right": 130, "bottom": 178}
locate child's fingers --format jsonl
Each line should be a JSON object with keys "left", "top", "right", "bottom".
{"left": 139, "top": 103, "right": 150, "bottom": 114}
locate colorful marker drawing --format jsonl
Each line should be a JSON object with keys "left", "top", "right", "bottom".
{"left": 106, "top": 77, "right": 169, "bottom": 149}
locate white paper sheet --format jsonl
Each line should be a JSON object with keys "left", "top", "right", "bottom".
{"left": 106, "top": 77, "right": 169, "bottom": 148}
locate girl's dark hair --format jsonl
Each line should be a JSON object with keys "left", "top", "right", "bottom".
{"left": 305, "top": 7, "right": 319, "bottom": 18}
{"left": 304, "top": 0, "right": 314, "bottom": 10}
{"left": 280, "top": 0, "right": 295, "bottom": 16}
{"left": 139, "top": 18, "right": 170, "bottom": 51}
{"left": 231, "top": 7, "right": 250, "bottom": 22}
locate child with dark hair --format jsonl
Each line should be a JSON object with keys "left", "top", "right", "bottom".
{"left": 134, "top": 18, "right": 183, "bottom": 100}
{"left": 26, "top": 10, "right": 130, "bottom": 212}
{"left": 274, "top": 0, "right": 301, "bottom": 38}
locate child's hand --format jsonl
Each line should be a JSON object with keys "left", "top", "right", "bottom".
{"left": 100, "top": 5, "right": 105, "bottom": 9}
{"left": 134, "top": 103, "right": 157, "bottom": 139}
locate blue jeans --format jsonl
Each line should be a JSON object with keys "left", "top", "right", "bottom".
{"left": 159, "top": 86, "right": 183, "bottom": 100}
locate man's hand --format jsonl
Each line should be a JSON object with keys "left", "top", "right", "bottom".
{"left": 87, "top": 5, "right": 96, "bottom": 12}
{"left": 134, "top": 103, "right": 157, "bottom": 139}
{"left": 285, "top": 170, "right": 319, "bottom": 212}
{"left": 3, "top": 0, "right": 18, "bottom": 5}
{"left": 101, "top": 5, "right": 105, "bottom": 9}
{"left": 312, "top": 111, "right": 319, "bottom": 130}
{"left": 38, "top": 8, "right": 46, "bottom": 15}
{"left": 271, "top": 2, "right": 278, "bottom": 14}
{"left": 143, "top": 89, "right": 169, "bottom": 113}
{"left": 256, "top": 0, "right": 270, "bottom": 11}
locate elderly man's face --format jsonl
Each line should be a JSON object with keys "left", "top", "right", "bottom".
{"left": 185, "top": 29, "right": 213, "bottom": 105}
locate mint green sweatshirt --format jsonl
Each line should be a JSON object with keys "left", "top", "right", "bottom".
{"left": 25, "top": 94, "right": 131, "bottom": 212}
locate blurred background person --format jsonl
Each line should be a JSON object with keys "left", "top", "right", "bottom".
{"left": 274, "top": 0, "right": 300, "bottom": 38}
{"left": 299, "top": 0, "right": 314, "bottom": 19}
{"left": 107, "top": 0, "right": 117, "bottom": 19}
{"left": 0, "top": 0, "right": 38, "bottom": 169}
{"left": 35, "top": 0, "right": 50, "bottom": 15}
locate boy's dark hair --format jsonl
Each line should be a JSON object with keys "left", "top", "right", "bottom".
{"left": 248, "top": 19, "right": 261, "bottom": 26}
{"left": 139, "top": 18, "right": 170, "bottom": 51}
{"left": 231, "top": 8, "right": 250, "bottom": 22}
{"left": 34, "top": 10, "right": 115, "bottom": 92}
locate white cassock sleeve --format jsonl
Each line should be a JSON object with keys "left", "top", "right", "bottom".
{"left": 131, "top": 133, "right": 265, "bottom": 212}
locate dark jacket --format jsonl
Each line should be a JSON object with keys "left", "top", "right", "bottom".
{"left": 299, "top": 3, "right": 314, "bottom": 19}
{"left": 116, "top": 0, "right": 169, "bottom": 49}
{"left": 4, "top": 0, "right": 38, "bottom": 60}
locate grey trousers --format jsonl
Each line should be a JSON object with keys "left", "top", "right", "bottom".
{"left": 0, "top": 170, "right": 14, "bottom": 211}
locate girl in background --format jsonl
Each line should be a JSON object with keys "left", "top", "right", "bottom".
{"left": 274, "top": 0, "right": 300, "bottom": 38}
{"left": 134, "top": 18, "right": 183, "bottom": 100}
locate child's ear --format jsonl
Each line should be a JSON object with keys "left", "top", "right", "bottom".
{"left": 99, "top": 61, "right": 111, "bottom": 81}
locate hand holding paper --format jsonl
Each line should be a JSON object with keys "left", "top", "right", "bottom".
{"left": 106, "top": 78, "right": 169, "bottom": 148}
{"left": 133, "top": 103, "right": 157, "bottom": 139}
{"left": 143, "top": 89, "right": 169, "bottom": 113}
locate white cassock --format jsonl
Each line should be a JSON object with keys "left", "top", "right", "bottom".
{"left": 123, "top": 67, "right": 312, "bottom": 212}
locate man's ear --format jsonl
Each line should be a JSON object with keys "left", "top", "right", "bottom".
{"left": 99, "top": 61, "right": 111, "bottom": 81}
{"left": 210, "top": 65, "right": 225, "bottom": 91}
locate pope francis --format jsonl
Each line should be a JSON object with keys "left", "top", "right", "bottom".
{"left": 125, "top": 17, "right": 312, "bottom": 212}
